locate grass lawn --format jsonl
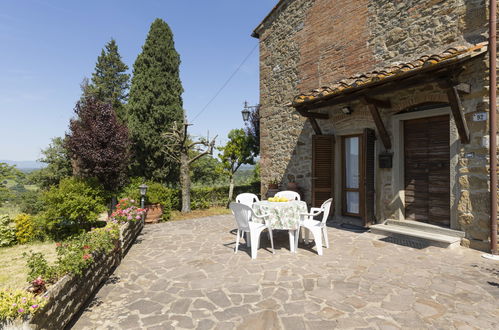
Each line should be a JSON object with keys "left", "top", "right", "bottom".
{"left": 170, "top": 207, "right": 231, "bottom": 221}
{"left": 0, "top": 242, "right": 57, "bottom": 290}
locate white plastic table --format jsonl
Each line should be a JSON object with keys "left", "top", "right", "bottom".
{"left": 252, "top": 200, "right": 308, "bottom": 252}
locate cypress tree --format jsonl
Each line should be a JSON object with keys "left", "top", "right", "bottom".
{"left": 89, "top": 39, "right": 130, "bottom": 119}
{"left": 126, "top": 18, "right": 184, "bottom": 183}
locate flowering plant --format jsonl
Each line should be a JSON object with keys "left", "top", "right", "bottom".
{"left": 0, "top": 289, "right": 47, "bottom": 321}
{"left": 110, "top": 198, "right": 146, "bottom": 223}
{"left": 27, "top": 277, "right": 46, "bottom": 295}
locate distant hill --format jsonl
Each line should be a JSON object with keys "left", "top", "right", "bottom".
{"left": 0, "top": 160, "right": 46, "bottom": 172}
{"left": 239, "top": 164, "right": 255, "bottom": 170}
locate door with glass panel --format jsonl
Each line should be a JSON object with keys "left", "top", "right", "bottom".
{"left": 342, "top": 134, "right": 363, "bottom": 217}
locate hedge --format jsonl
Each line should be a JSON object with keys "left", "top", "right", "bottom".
{"left": 120, "top": 180, "right": 260, "bottom": 220}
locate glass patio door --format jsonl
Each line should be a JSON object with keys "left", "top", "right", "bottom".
{"left": 342, "top": 135, "right": 362, "bottom": 217}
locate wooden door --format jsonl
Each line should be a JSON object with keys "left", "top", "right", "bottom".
{"left": 404, "top": 115, "right": 450, "bottom": 227}
{"left": 312, "top": 135, "right": 335, "bottom": 207}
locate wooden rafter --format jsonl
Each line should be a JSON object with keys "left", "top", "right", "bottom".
{"left": 296, "top": 108, "right": 325, "bottom": 135}
{"left": 364, "top": 97, "right": 392, "bottom": 109}
{"left": 298, "top": 110, "right": 329, "bottom": 119}
{"left": 446, "top": 83, "right": 470, "bottom": 144}
{"left": 363, "top": 98, "right": 392, "bottom": 150}
{"left": 309, "top": 118, "right": 322, "bottom": 135}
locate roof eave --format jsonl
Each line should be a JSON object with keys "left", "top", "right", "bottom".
{"left": 293, "top": 45, "right": 488, "bottom": 108}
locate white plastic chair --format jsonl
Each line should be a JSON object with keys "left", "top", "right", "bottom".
{"left": 236, "top": 193, "right": 259, "bottom": 207}
{"left": 229, "top": 202, "right": 275, "bottom": 259}
{"left": 275, "top": 190, "right": 301, "bottom": 201}
{"left": 295, "top": 198, "right": 333, "bottom": 255}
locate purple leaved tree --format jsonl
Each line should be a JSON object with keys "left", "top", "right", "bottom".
{"left": 65, "top": 91, "right": 130, "bottom": 194}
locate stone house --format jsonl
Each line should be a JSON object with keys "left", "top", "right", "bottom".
{"left": 253, "top": 0, "right": 498, "bottom": 251}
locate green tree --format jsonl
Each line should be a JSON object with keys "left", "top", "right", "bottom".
{"left": 126, "top": 18, "right": 184, "bottom": 183}
{"left": 218, "top": 129, "right": 256, "bottom": 202}
{"left": 0, "top": 163, "right": 21, "bottom": 206}
{"left": 29, "top": 137, "right": 72, "bottom": 190}
{"left": 191, "top": 155, "right": 224, "bottom": 186}
{"left": 88, "top": 39, "right": 130, "bottom": 119}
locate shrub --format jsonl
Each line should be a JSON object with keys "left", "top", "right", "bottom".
{"left": 14, "top": 213, "right": 36, "bottom": 244}
{"left": 25, "top": 222, "right": 120, "bottom": 283}
{"left": 120, "top": 178, "right": 176, "bottom": 221}
{"left": 0, "top": 215, "right": 16, "bottom": 247}
{"left": 190, "top": 182, "right": 260, "bottom": 208}
{"left": 24, "top": 252, "right": 57, "bottom": 283}
{"left": 40, "top": 177, "right": 106, "bottom": 239}
{"left": 16, "top": 190, "right": 45, "bottom": 215}
{"left": 120, "top": 180, "right": 260, "bottom": 217}
{"left": 0, "top": 289, "right": 47, "bottom": 322}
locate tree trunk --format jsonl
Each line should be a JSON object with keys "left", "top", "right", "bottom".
{"left": 228, "top": 175, "right": 235, "bottom": 205}
{"left": 180, "top": 152, "right": 191, "bottom": 213}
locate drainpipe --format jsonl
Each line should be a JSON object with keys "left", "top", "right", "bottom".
{"left": 489, "top": 0, "right": 497, "bottom": 255}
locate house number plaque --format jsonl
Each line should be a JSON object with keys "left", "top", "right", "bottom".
{"left": 473, "top": 112, "right": 487, "bottom": 121}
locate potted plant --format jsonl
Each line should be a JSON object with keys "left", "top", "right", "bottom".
{"left": 268, "top": 178, "right": 279, "bottom": 189}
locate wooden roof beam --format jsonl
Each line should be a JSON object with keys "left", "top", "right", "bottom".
{"left": 362, "top": 98, "right": 392, "bottom": 150}
{"left": 299, "top": 111, "right": 329, "bottom": 119}
{"left": 364, "top": 97, "right": 392, "bottom": 108}
{"left": 296, "top": 108, "right": 326, "bottom": 134}
{"left": 445, "top": 82, "right": 470, "bottom": 144}
{"left": 309, "top": 118, "right": 322, "bottom": 135}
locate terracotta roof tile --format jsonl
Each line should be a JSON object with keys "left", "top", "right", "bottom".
{"left": 292, "top": 43, "right": 487, "bottom": 106}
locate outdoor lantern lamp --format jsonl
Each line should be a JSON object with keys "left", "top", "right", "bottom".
{"left": 139, "top": 184, "right": 148, "bottom": 209}
{"left": 341, "top": 106, "right": 352, "bottom": 115}
{"left": 241, "top": 101, "right": 251, "bottom": 122}
{"left": 242, "top": 101, "right": 260, "bottom": 122}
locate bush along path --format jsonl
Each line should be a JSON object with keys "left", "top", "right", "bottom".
{"left": 0, "top": 198, "right": 145, "bottom": 329}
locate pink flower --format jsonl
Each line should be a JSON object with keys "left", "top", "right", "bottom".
{"left": 18, "top": 308, "right": 24, "bottom": 313}
{"left": 135, "top": 215, "right": 141, "bottom": 220}
{"left": 12, "top": 303, "right": 17, "bottom": 307}
{"left": 31, "top": 304, "right": 39, "bottom": 309}
{"left": 127, "top": 216, "right": 132, "bottom": 220}
{"left": 83, "top": 254, "right": 91, "bottom": 260}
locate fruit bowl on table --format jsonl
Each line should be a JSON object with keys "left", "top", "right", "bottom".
{"left": 267, "top": 197, "right": 289, "bottom": 202}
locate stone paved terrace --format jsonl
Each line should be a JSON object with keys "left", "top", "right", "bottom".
{"left": 71, "top": 215, "right": 499, "bottom": 329}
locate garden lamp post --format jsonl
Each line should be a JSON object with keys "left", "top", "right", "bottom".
{"left": 241, "top": 101, "right": 260, "bottom": 122}
{"left": 139, "top": 184, "right": 148, "bottom": 209}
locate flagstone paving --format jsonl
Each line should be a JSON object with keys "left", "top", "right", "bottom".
{"left": 71, "top": 215, "right": 499, "bottom": 329}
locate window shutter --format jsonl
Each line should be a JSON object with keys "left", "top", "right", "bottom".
{"left": 363, "top": 128, "right": 376, "bottom": 226}
{"left": 312, "top": 135, "right": 335, "bottom": 208}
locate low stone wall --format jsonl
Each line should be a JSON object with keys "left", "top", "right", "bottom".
{"left": 28, "top": 251, "right": 120, "bottom": 329}
{"left": 3, "top": 220, "right": 144, "bottom": 330}
{"left": 121, "top": 219, "right": 144, "bottom": 254}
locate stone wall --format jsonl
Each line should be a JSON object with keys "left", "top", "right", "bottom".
{"left": 258, "top": 0, "right": 314, "bottom": 198}
{"left": 367, "top": 0, "right": 487, "bottom": 63}
{"left": 28, "top": 251, "right": 121, "bottom": 330}
{"left": 121, "top": 219, "right": 144, "bottom": 254}
{"left": 11, "top": 220, "right": 145, "bottom": 330}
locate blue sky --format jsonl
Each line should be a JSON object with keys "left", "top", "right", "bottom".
{"left": 0, "top": 0, "right": 275, "bottom": 161}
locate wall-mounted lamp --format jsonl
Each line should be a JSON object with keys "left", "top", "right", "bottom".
{"left": 241, "top": 101, "right": 260, "bottom": 122}
{"left": 341, "top": 106, "right": 352, "bottom": 115}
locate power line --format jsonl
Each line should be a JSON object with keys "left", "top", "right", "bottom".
{"left": 191, "top": 43, "right": 259, "bottom": 122}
